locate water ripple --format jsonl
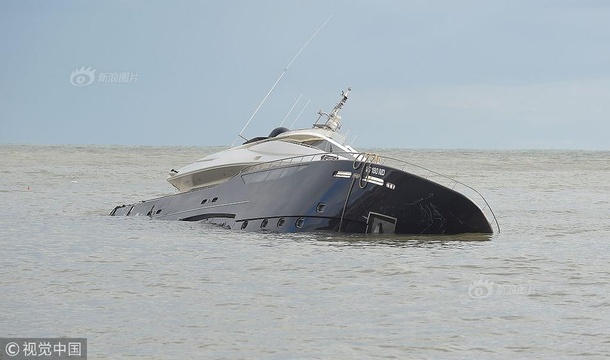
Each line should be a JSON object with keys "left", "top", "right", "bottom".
{"left": 1, "top": 146, "right": 609, "bottom": 358}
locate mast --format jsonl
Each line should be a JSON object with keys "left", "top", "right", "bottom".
{"left": 314, "top": 87, "right": 351, "bottom": 132}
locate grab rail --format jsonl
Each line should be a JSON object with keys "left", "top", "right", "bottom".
{"left": 240, "top": 151, "right": 500, "bottom": 233}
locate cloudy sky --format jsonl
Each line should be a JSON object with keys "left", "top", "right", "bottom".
{"left": 2, "top": 0, "right": 609, "bottom": 149}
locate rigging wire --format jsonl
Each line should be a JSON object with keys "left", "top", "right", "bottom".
{"left": 279, "top": 93, "right": 303, "bottom": 127}
{"left": 289, "top": 99, "right": 311, "bottom": 129}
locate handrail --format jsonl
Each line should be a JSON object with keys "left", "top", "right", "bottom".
{"left": 240, "top": 151, "right": 500, "bottom": 233}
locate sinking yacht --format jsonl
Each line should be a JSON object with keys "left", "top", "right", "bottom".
{"left": 111, "top": 88, "right": 499, "bottom": 234}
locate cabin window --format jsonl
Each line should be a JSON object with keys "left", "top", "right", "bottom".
{"left": 281, "top": 166, "right": 299, "bottom": 178}
{"left": 277, "top": 218, "right": 285, "bottom": 227}
{"left": 212, "top": 197, "right": 218, "bottom": 203}
{"left": 316, "top": 203, "right": 326, "bottom": 213}
{"left": 242, "top": 165, "right": 307, "bottom": 184}
{"left": 265, "top": 168, "right": 284, "bottom": 181}
{"left": 241, "top": 221, "right": 248, "bottom": 230}
{"left": 242, "top": 171, "right": 269, "bottom": 184}
{"left": 201, "top": 199, "right": 208, "bottom": 204}
{"left": 295, "top": 217, "right": 305, "bottom": 228}
{"left": 260, "top": 219, "right": 268, "bottom": 228}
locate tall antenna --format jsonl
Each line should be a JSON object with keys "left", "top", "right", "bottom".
{"left": 232, "top": 15, "right": 333, "bottom": 146}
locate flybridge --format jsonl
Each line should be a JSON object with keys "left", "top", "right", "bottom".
{"left": 163, "top": 89, "right": 358, "bottom": 193}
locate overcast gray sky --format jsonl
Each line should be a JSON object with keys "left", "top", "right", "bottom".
{"left": 2, "top": 0, "right": 609, "bottom": 149}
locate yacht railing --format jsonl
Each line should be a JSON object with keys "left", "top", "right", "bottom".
{"left": 241, "top": 151, "right": 500, "bottom": 233}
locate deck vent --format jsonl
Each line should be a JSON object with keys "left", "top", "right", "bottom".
{"left": 333, "top": 170, "right": 352, "bottom": 179}
{"left": 386, "top": 182, "right": 396, "bottom": 190}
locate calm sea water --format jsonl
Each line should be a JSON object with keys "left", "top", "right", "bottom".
{"left": 1, "top": 145, "right": 609, "bottom": 359}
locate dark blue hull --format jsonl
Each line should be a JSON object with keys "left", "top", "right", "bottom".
{"left": 110, "top": 159, "right": 494, "bottom": 234}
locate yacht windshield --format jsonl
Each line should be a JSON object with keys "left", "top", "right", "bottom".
{"left": 278, "top": 137, "right": 348, "bottom": 153}
{"left": 300, "top": 139, "right": 334, "bottom": 152}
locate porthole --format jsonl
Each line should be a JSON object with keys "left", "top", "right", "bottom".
{"left": 277, "top": 218, "right": 285, "bottom": 227}
{"left": 295, "top": 217, "right": 305, "bottom": 229}
{"left": 155, "top": 209, "right": 162, "bottom": 214}
{"left": 316, "top": 203, "right": 326, "bottom": 213}
{"left": 212, "top": 197, "right": 218, "bottom": 203}
{"left": 241, "top": 221, "right": 248, "bottom": 230}
{"left": 201, "top": 199, "right": 207, "bottom": 204}
{"left": 260, "top": 218, "right": 268, "bottom": 228}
